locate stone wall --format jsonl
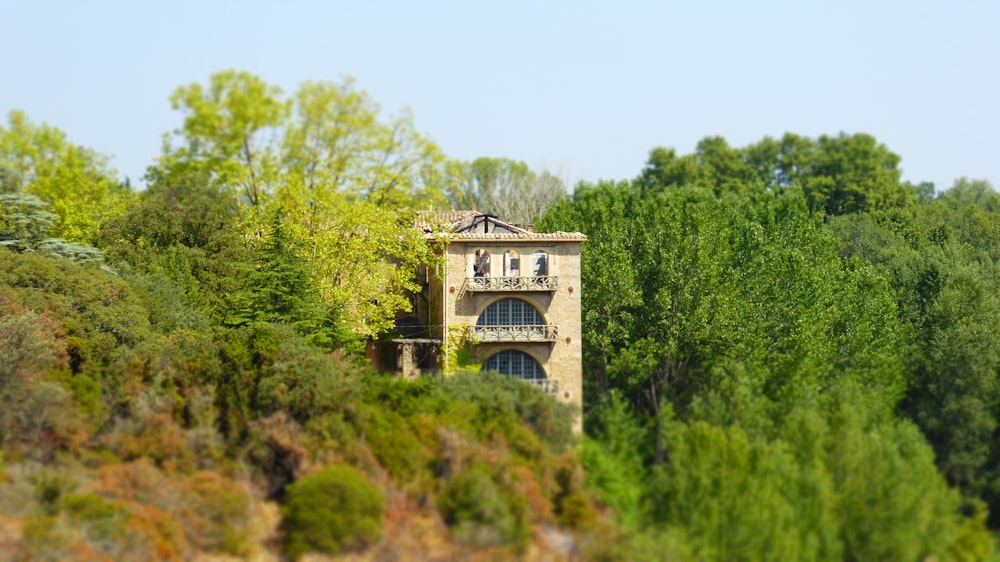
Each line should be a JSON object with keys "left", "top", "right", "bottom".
{"left": 440, "top": 240, "right": 583, "bottom": 418}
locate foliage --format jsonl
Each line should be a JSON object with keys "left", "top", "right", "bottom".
{"left": 100, "top": 177, "right": 250, "bottom": 324}
{"left": 637, "top": 132, "right": 915, "bottom": 216}
{"left": 830, "top": 179, "right": 1000, "bottom": 527}
{"left": 149, "top": 69, "right": 287, "bottom": 209}
{"left": 226, "top": 209, "right": 354, "bottom": 349}
{"left": 6, "top": 81, "right": 1000, "bottom": 560}
{"left": 146, "top": 71, "right": 446, "bottom": 337}
{"left": 539, "top": 181, "right": 904, "bottom": 446}
{"left": 281, "top": 465, "right": 384, "bottom": 559}
{"left": 453, "top": 156, "right": 567, "bottom": 226}
{"left": 0, "top": 193, "right": 107, "bottom": 264}
{"left": 540, "top": 168, "right": 995, "bottom": 559}
{"left": 0, "top": 110, "right": 131, "bottom": 245}
{"left": 276, "top": 195, "right": 435, "bottom": 337}
{"left": 280, "top": 77, "right": 457, "bottom": 209}
{"left": 180, "top": 471, "right": 252, "bottom": 555}
{"left": 437, "top": 464, "right": 530, "bottom": 549}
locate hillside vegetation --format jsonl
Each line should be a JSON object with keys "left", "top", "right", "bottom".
{"left": 2, "top": 73, "right": 1000, "bottom": 560}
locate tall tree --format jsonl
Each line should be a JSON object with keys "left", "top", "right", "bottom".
{"left": 227, "top": 209, "right": 352, "bottom": 349}
{"left": 454, "top": 157, "right": 567, "bottom": 225}
{"left": 279, "top": 78, "right": 456, "bottom": 217}
{"left": 149, "top": 70, "right": 288, "bottom": 211}
{"left": 148, "top": 71, "right": 455, "bottom": 337}
{"left": 638, "top": 132, "right": 916, "bottom": 216}
{"left": 540, "top": 181, "right": 904, "bottom": 458}
{"left": 0, "top": 110, "right": 131, "bottom": 245}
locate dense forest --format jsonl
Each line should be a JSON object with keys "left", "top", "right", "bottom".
{"left": 2, "top": 70, "right": 1000, "bottom": 561}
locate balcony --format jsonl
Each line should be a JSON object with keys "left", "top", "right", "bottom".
{"left": 468, "top": 324, "right": 559, "bottom": 343}
{"left": 466, "top": 276, "right": 558, "bottom": 292}
{"left": 525, "top": 378, "right": 560, "bottom": 395}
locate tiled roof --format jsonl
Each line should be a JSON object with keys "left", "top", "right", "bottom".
{"left": 415, "top": 210, "right": 586, "bottom": 241}
{"left": 444, "top": 232, "right": 587, "bottom": 241}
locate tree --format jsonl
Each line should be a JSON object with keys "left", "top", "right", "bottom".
{"left": 0, "top": 193, "right": 106, "bottom": 264}
{"left": 637, "top": 133, "right": 916, "bottom": 216}
{"left": 282, "top": 78, "right": 456, "bottom": 210}
{"left": 300, "top": 197, "right": 433, "bottom": 337}
{"left": 0, "top": 110, "right": 131, "bottom": 245}
{"left": 540, "top": 181, "right": 904, "bottom": 443}
{"left": 101, "top": 177, "right": 250, "bottom": 323}
{"left": 227, "top": 209, "right": 352, "bottom": 349}
{"left": 939, "top": 177, "right": 1000, "bottom": 212}
{"left": 830, "top": 195, "right": 1000, "bottom": 524}
{"left": 453, "top": 157, "right": 567, "bottom": 225}
{"left": 149, "top": 70, "right": 288, "bottom": 210}
{"left": 147, "top": 72, "right": 454, "bottom": 337}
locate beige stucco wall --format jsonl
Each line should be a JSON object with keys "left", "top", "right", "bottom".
{"left": 433, "top": 239, "right": 584, "bottom": 418}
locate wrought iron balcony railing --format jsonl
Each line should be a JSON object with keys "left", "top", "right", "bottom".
{"left": 525, "top": 378, "right": 560, "bottom": 395}
{"left": 468, "top": 324, "right": 559, "bottom": 343}
{"left": 466, "top": 276, "right": 558, "bottom": 292}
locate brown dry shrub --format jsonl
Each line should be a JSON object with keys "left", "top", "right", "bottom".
{"left": 115, "top": 412, "right": 193, "bottom": 472}
{"left": 178, "top": 470, "right": 251, "bottom": 555}
{"left": 246, "top": 412, "right": 310, "bottom": 499}
{"left": 120, "top": 502, "right": 189, "bottom": 561}
{"left": 92, "top": 459, "right": 174, "bottom": 506}
{"left": 512, "top": 466, "right": 553, "bottom": 523}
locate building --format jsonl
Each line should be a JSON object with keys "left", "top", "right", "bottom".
{"left": 396, "top": 211, "right": 586, "bottom": 416}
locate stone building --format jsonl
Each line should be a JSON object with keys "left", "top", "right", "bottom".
{"left": 397, "top": 211, "right": 586, "bottom": 415}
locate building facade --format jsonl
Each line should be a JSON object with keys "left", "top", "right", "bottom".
{"left": 403, "top": 211, "right": 586, "bottom": 415}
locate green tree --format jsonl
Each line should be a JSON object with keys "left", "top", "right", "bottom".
{"left": 540, "top": 181, "right": 904, "bottom": 451}
{"left": 638, "top": 133, "right": 916, "bottom": 216}
{"left": 453, "top": 157, "right": 567, "bottom": 225}
{"left": 147, "top": 72, "right": 452, "bottom": 337}
{"left": 939, "top": 177, "right": 1000, "bottom": 212}
{"left": 150, "top": 70, "right": 287, "bottom": 211}
{"left": 830, "top": 193, "right": 1000, "bottom": 524}
{"left": 282, "top": 78, "right": 456, "bottom": 210}
{"left": 1, "top": 193, "right": 107, "bottom": 264}
{"left": 101, "top": 177, "right": 250, "bottom": 323}
{"left": 0, "top": 110, "right": 131, "bottom": 245}
{"left": 280, "top": 195, "right": 434, "bottom": 337}
{"left": 227, "top": 209, "right": 352, "bottom": 349}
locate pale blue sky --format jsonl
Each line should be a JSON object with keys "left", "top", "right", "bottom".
{"left": 2, "top": 0, "right": 997, "bottom": 191}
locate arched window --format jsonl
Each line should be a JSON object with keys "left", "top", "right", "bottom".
{"left": 503, "top": 249, "right": 520, "bottom": 277}
{"left": 483, "top": 350, "right": 545, "bottom": 380}
{"left": 531, "top": 250, "right": 548, "bottom": 276}
{"left": 473, "top": 248, "right": 491, "bottom": 277}
{"left": 477, "top": 298, "right": 543, "bottom": 326}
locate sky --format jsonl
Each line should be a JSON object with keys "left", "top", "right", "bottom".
{"left": 2, "top": 0, "right": 997, "bottom": 191}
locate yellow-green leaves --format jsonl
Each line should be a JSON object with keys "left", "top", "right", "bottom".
{"left": 300, "top": 197, "right": 433, "bottom": 337}
{"left": 155, "top": 70, "right": 288, "bottom": 209}
{"left": 281, "top": 78, "right": 456, "bottom": 209}
{"left": 148, "top": 72, "right": 455, "bottom": 337}
{"left": 0, "top": 110, "right": 131, "bottom": 246}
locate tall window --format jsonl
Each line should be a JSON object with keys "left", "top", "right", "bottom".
{"left": 483, "top": 350, "right": 545, "bottom": 380}
{"left": 531, "top": 250, "right": 548, "bottom": 276}
{"left": 474, "top": 248, "right": 491, "bottom": 277}
{"left": 477, "top": 298, "right": 544, "bottom": 326}
{"left": 504, "top": 249, "right": 520, "bottom": 277}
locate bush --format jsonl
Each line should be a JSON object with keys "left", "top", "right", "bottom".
{"left": 436, "top": 465, "right": 530, "bottom": 550}
{"left": 281, "top": 464, "right": 384, "bottom": 559}
{"left": 181, "top": 471, "right": 251, "bottom": 555}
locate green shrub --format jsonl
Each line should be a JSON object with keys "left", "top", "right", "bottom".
{"left": 436, "top": 465, "right": 530, "bottom": 550}
{"left": 62, "top": 492, "right": 126, "bottom": 545}
{"left": 281, "top": 464, "right": 384, "bottom": 559}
